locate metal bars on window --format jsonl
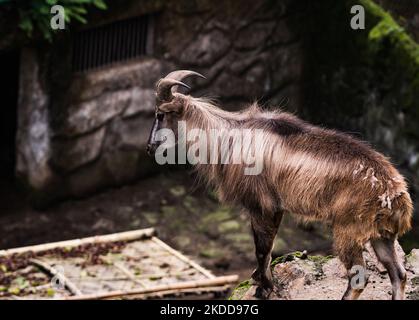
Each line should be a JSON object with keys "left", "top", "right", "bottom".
{"left": 71, "top": 15, "right": 150, "bottom": 72}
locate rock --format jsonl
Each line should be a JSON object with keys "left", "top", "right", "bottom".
{"left": 69, "top": 58, "right": 167, "bottom": 102}
{"left": 62, "top": 90, "right": 130, "bottom": 136}
{"left": 407, "top": 249, "right": 419, "bottom": 274}
{"left": 170, "top": 186, "right": 186, "bottom": 197}
{"left": 16, "top": 48, "right": 55, "bottom": 192}
{"left": 52, "top": 127, "right": 106, "bottom": 172}
{"left": 179, "top": 30, "right": 230, "bottom": 66}
{"left": 122, "top": 88, "right": 156, "bottom": 118}
{"left": 104, "top": 115, "right": 153, "bottom": 151}
{"left": 234, "top": 21, "right": 276, "bottom": 50}
{"left": 230, "top": 244, "right": 419, "bottom": 300}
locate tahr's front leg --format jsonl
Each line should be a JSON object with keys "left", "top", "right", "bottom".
{"left": 250, "top": 212, "right": 283, "bottom": 299}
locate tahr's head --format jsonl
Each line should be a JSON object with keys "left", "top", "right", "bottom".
{"left": 146, "top": 70, "right": 205, "bottom": 156}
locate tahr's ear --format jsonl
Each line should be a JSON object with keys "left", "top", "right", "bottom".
{"left": 158, "top": 99, "right": 184, "bottom": 114}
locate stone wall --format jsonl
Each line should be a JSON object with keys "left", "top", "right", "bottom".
{"left": 16, "top": 0, "right": 304, "bottom": 203}
{"left": 289, "top": 0, "right": 419, "bottom": 247}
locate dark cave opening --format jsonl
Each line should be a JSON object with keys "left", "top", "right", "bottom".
{"left": 0, "top": 49, "right": 20, "bottom": 206}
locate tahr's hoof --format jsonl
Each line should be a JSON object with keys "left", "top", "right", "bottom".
{"left": 254, "top": 286, "right": 272, "bottom": 300}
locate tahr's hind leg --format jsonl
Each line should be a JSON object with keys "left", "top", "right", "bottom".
{"left": 371, "top": 236, "right": 407, "bottom": 300}
{"left": 337, "top": 242, "right": 369, "bottom": 300}
{"left": 250, "top": 212, "right": 283, "bottom": 299}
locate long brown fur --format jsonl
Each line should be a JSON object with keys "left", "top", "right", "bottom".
{"left": 178, "top": 95, "right": 412, "bottom": 240}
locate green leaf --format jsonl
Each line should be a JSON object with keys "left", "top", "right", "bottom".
{"left": 19, "top": 18, "right": 34, "bottom": 36}
{"left": 93, "top": 0, "right": 107, "bottom": 10}
{"left": 70, "top": 6, "right": 87, "bottom": 14}
{"left": 68, "top": 11, "right": 87, "bottom": 24}
{"left": 0, "top": 264, "right": 7, "bottom": 273}
{"left": 46, "top": 288, "right": 55, "bottom": 297}
{"left": 39, "top": 4, "right": 50, "bottom": 14}
{"left": 8, "top": 287, "right": 20, "bottom": 295}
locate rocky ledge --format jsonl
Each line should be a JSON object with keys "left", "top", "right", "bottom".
{"left": 230, "top": 243, "right": 419, "bottom": 300}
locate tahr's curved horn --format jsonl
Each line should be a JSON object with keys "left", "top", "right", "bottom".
{"left": 156, "top": 70, "right": 205, "bottom": 102}
{"left": 165, "top": 70, "right": 206, "bottom": 82}
{"left": 156, "top": 79, "right": 190, "bottom": 102}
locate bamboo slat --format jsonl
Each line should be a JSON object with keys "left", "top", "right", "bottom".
{"left": 0, "top": 228, "right": 156, "bottom": 257}
{"left": 113, "top": 262, "right": 147, "bottom": 288}
{"left": 30, "top": 258, "right": 83, "bottom": 296}
{"left": 107, "top": 285, "right": 232, "bottom": 300}
{"left": 151, "top": 237, "right": 215, "bottom": 279}
{"left": 65, "top": 275, "right": 239, "bottom": 300}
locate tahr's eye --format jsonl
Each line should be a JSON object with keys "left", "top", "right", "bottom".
{"left": 156, "top": 112, "right": 164, "bottom": 121}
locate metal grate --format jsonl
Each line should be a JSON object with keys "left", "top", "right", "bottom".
{"left": 71, "top": 15, "right": 151, "bottom": 72}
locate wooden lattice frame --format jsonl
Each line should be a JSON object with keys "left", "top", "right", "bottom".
{"left": 0, "top": 228, "right": 238, "bottom": 300}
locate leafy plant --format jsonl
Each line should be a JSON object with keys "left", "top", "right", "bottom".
{"left": 17, "top": 0, "right": 107, "bottom": 41}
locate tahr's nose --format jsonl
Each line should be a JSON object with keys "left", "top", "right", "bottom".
{"left": 147, "top": 143, "right": 156, "bottom": 156}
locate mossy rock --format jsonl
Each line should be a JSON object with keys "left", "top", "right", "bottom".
{"left": 169, "top": 185, "right": 186, "bottom": 197}
{"left": 229, "top": 280, "right": 252, "bottom": 300}
{"left": 200, "top": 207, "right": 233, "bottom": 226}
{"left": 199, "top": 241, "right": 228, "bottom": 259}
{"left": 229, "top": 245, "right": 419, "bottom": 300}
{"left": 296, "top": 0, "right": 419, "bottom": 130}
{"left": 183, "top": 195, "right": 200, "bottom": 214}
{"left": 161, "top": 205, "right": 177, "bottom": 217}
{"left": 218, "top": 220, "right": 240, "bottom": 233}
{"left": 173, "top": 235, "right": 191, "bottom": 248}
{"left": 142, "top": 211, "right": 158, "bottom": 225}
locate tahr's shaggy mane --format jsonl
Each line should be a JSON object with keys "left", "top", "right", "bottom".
{"left": 147, "top": 70, "right": 413, "bottom": 300}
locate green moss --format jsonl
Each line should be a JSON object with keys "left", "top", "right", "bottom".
{"left": 169, "top": 185, "right": 186, "bottom": 197}
{"left": 142, "top": 211, "right": 158, "bottom": 225}
{"left": 359, "top": 0, "right": 419, "bottom": 110}
{"left": 228, "top": 280, "right": 252, "bottom": 300}
{"left": 201, "top": 207, "right": 232, "bottom": 225}
{"left": 236, "top": 279, "right": 251, "bottom": 289}
{"left": 270, "top": 251, "right": 333, "bottom": 271}
{"left": 271, "top": 251, "right": 305, "bottom": 266}
{"left": 199, "top": 247, "right": 224, "bottom": 258}
{"left": 411, "top": 276, "right": 419, "bottom": 286}
{"left": 307, "top": 255, "right": 334, "bottom": 264}
{"left": 295, "top": 0, "right": 419, "bottom": 127}
{"left": 183, "top": 195, "right": 199, "bottom": 214}
{"left": 161, "top": 205, "right": 177, "bottom": 216}
{"left": 218, "top": 220, "right": 240, "bottom": 233}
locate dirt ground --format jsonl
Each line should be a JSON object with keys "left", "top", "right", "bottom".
{"left": 0, "top": 170, "right": 334, "bottom": 283}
